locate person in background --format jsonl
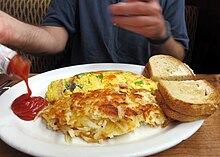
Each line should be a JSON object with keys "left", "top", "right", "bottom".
{"left": 0, "top": 0, "right": 189, "bottom": 66}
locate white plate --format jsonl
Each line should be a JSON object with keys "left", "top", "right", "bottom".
{"left": 0, "top": 63, "right": 203, "bottom": 157}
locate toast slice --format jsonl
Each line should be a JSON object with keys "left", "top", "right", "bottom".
{"left": 155, "top": 90, "right": 209, "bottom": 122}
{"left": 145, "top": 55, "right": 195, "bottom": 81}
{"left": 157, "top": 80, "right": 220, "bottom": 117}
{"left": 144, "top": 54, "right": 219, "bottom": 122}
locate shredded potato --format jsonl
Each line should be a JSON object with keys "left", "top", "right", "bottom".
{"left": 40, "top": 71, "right": 167, "bottom": 143}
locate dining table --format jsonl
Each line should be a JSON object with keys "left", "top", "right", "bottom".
{"left": 0, "top": 73, "right": 220, "bottom": 157}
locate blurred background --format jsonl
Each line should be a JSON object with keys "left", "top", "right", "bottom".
{"left": 186, "top": 0, "right": 220, "bottom": 74}
{"left": 0, "top": 0, "right": 219, "bottom": 74}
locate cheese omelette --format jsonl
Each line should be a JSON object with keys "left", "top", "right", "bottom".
{"left": 40, "top": 71, "right": 167, "bottom": 143}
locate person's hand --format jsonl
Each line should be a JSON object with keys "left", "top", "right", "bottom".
{"left": 109, "top": 0, "right": 167, "bottom": 40}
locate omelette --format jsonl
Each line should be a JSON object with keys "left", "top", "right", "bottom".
{"left": 40, "top": 70, "right": 167, "bottom": 143}
{"left": 45, "top": 70, "right": 157, "bottom": 103}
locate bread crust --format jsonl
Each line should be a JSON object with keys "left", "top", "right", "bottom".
{"left": 144, "top": 61, "right": 155, "bottom": 80}
{"left": 142, "top": 64, "right": 150, "bottom": 78}
{"left": 158, "top": 80, "right": 219, "bottom": 116}
{"left": 155, "top": 90, "right": 209, "bottom": 122}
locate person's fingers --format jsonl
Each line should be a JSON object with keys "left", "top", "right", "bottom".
{"left": 118, "top": 24, "right": 159, "bottom": 38}
{"left": 109, "top": 0, "right": 165, "bottom": 39}
{"left": 112, "top": 15, "right": 158, "bottom": 27}
{"left": 109, "top": 1, "right": 161, "bottom": 16}
{"left": 124, "top": 0, "right": 155, "bottom": 2}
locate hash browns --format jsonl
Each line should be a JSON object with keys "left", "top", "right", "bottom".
{"left": 40, "top": 88, "right": 166, "bottom": 143}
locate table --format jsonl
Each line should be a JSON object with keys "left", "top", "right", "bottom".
{"left": 0, "top": 74, "right": 220, "bottom": 157}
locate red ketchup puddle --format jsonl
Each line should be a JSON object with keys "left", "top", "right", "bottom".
{"left": 9, "top": 55, "right": 48, "bottom": 121}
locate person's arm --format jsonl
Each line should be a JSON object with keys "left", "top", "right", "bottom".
{"left": 150, "top": 36, "right": 186, "bottom": 60}
{"left": 109, "top": 0, "right": 186, "bottom": 60}
{"left": 0, "top": 11, "right": 68, "bottom": 54}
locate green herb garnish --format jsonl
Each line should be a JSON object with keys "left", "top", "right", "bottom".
{"left": 134, "top": 81, "right": 144, "bottom": 85}
{"left": 65, "top": 82, "right": 70, "bottom": 88}
{"left": 77, "top": 73, "right": 87, "bottom": 78}
{"left": 96, "top": 74, "right": 103, "bottom": 82}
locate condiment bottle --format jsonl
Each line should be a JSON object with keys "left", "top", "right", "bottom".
{"left": 0, "top": 44, "right": 31, "bottom": 79}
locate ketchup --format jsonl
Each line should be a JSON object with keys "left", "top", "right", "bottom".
{"left": 9, "top": 55, "right": 48, "bottom": 121}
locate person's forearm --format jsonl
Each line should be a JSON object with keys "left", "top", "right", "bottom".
{"left": 0, "top": 11, "right": 68, "bottom": 54}
{"left": 151, "top": 36, "right": 186, "bottom": 61}
{"left": 10, "top": 23, "right": 68, "bottom": 54}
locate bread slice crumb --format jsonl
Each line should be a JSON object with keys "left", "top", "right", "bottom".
{"left": 145, "top": 55, "right": 195, "bottom": 81}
